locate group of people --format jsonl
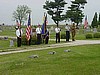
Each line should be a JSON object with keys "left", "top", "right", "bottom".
{"left": 55, "top": 23, "right": 76, "bottom": 43}
{"left": 16, "top": 23, "right": 76, "bottom": 47}
{"left": 65, "top": 23, "right": 76, "bottom": 41}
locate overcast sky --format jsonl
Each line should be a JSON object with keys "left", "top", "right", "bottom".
{"left": 0, "top": 0, "right": 100, "bottom": 25}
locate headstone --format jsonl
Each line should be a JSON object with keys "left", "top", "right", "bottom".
{"left": 64, "top": 49, "right": 71, "bottom": 52}
{"left": 0, "top": 27, "right": 2, "bottom": 32}
{"left": 28, "top": 55, "right": 39, "bottom": 58}
{"left": 48, "top": 51, "right": 56, "bottom": 55}
{"left": 0, "top": 30, "right": 2, "bottom": 32}
{"left": 93, "top": 28, "right": 97, "bottom": 33}
{"left": 50, "top": 26, "right": 54, "bottom": 32}
{"left": 84, "top": 27, "right": 91, "bottom": 33}
{"left": 10, "top": 40, "right": 14, "bottom": 47}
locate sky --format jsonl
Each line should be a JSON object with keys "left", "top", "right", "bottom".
{"left": 0, "top": 0, "right": 100, "bottom": 25}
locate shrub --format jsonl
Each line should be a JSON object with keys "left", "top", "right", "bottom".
{"left": 85, "top": 33, "right": 93, "bottom": 39}
{"left": 21, "top": 35, "right": 37, "bottom": 45}
{"left": 21, "top": 35, "right": 27, "bottom": 45}
{"left": 93, "top": 33, "right": 100, "bottom": 38}
{"left": 61, "top": 33, "right": 66, "bottom": 39}
{"left": 31, "top": 35, "right": 37, "bottom": 45}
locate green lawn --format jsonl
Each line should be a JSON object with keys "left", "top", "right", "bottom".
{"left": 0, "top": 39, "right": 17, "bottom": 51}
{"left": 0, "top": 44, "right": 100, "bottom": 75}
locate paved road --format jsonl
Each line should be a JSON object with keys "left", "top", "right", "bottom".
{"left": 0, "top": 40, "right": 100, "bottom": 55}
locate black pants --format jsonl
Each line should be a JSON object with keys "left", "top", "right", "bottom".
{"left": 37, "top": 34, "right": 41, "bottom": 44}
{"left": 28, "top": 36, "right": 31, "bottom": 45}
{"left": 56, "top": 33, "right": 60, "bottom": 43}
{"left": 66, "top": 31, "right": 70, "bottom": 41}
{"left": 45, "top": 36, "right": 49, "bottom": 44}
{"left": 17, "top": 37, "right": 21, "bottom": 47}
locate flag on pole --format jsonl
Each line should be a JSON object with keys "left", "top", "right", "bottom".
{"left": 84, "top": 15, "right": 88, "bottom": 29}
{"left": 41, "top": 13, "right": 47, "bottom": 34}
{"left": 16, "top": 20, "right": 20, "bottom": 27}
{"left": 26, "top": 13, "right": 31, "bottom": 41}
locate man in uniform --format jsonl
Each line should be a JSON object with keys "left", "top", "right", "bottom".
{"left": 65, "top": 23, "right": 70, "bottom": 42}
{"left": 36, "top": 24, "right": 42, "bottom": 44}
{"left": 70, "top": 23, "right": 76, "bottom": 41}
{"left": 55, "top": 26, "right": 61, "bottom": 43}
{"left": 16, "top": 26, "right": 23, "bottom": 47}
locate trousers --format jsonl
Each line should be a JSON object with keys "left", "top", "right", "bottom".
{"left": 17, "top": 37, "right": 21, "bottom": 47}
{"left": 66, "top": 31, "right": 70, "bottom": 41}
{"left": 56, "top": 33, "right": 60, "bottom": 43}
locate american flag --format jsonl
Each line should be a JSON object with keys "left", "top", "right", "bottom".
{"left": 84, "top": 15, "right": 88, "bottom": 29}
{"left": 26, "top": 13, "right": 31, "bottom": 41}
{"left": 16, "top": 20, "right": 20, "bottom": 27}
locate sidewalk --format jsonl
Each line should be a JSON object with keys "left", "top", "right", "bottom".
{"left": 0, "top": 40, "right": 100, "bottom": 55}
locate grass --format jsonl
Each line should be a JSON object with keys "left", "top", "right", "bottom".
{"left": 0, "top": 39, "right": 65, "bottom": 52}
{"left": 0, "top": 25, "right": 99, "bottom": 51}
{"left": 0, "top": 39, "right": 17, "bottom": 51}
{"left": 0, "top": 26, "right": 16, "bottom": 36}
{"left": 0, "top": 44, "right": 100, "bottom": 75}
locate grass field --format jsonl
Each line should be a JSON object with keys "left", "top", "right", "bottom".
{"left": 0, "top": 44, "right": 100, "bottom": 75}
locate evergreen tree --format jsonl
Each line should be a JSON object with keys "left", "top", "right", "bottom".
{"left": 65, "top": 0, "right": 87, "bottom": 28}
{"left": 91, "top": 12, "right": 98, "bottom": 28}
{"left": 43, "top": 0, "right": 67, "bottom": 27}
{"left": 98, "top": 13, "right": 100, "bottom": 25}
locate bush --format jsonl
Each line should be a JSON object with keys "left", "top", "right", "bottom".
{"left": 85, "top": 33, "right": 93, "bottom": 39}
{"left": 21, "top": 35, "right": 37, "bottom": 45}
{"left": 97, "top": 29, "right": 100, "bottom": 32}
{"left": 61, "top": 33, "right": 66, "bottom": 39}
{"left": 93, "top": 33, "right": 100, "bottom": 38}
{"left": 31, "top": 35, "right": 37, "bottom": 45}
{"left": 21, "top": 35, "right": 27, "bottom": 45}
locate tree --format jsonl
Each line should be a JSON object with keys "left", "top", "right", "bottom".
{"left": 98, "top": 13, "right": 100, "bottom": 25}
{"left": 91, "top": 12, "right": 98, "bottom": 28}
{"left": 65, "top": 0, "right": 87, "bottom": 28}
{"left": 43, "top": 0, "right": 67, "bottom": 27}
{"left": 13, "top": 5, "right": 31, "bottom": 26}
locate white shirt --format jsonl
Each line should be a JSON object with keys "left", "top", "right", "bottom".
{"left": 16, "top": 29, "right": 23, "bottom": 37}
{"left": 36, "top": 27, "right": 42, "bottom": 34}
{"left": 65, "top": 25, "right": 70, "bottom": 31}
{"left": 55, "top": 27, "right": 60, "bottom": 33}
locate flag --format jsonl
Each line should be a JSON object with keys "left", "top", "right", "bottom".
{"left": 26, "top": 13, "right": 31, "bottom": 41}
{"left": 41, "top": 23, "right": 45, "bottom": 34}
{"left": 84, "top": 15, "right": 88, "bottom": 29}
{"left": 41, "top": 13, "right": 47, "bottom": 34}
{"left": 16, "top": 20, "right": 20, "bottom": 27}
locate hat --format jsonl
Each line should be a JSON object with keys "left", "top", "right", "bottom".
{"left": 16, "top": 26, "right": 18, "bottom": 29}
{"left": 38, "top": 24, "right": 40, "bottom": 27}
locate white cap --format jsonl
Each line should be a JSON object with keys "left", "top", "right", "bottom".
{"left": 72, "top": 22, "right": 74, "bottom": 24}
{"left": 16, "top": 26, "right": 18, "bottom": 29}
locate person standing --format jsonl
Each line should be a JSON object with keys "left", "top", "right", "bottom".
{"left": 36, "top": 24, "right": 42, "bottom": 44}
{"left": 45, "top": 29, "right": 49, "bottom": 44}
{"left": 16, "top": 26, "right": 23, "bottom": 47}
{"left": 55, "top": 26, "right": 61, "bottom": 43}
{"left": 70, "top": 23, "right": 76, "bottom": 41}
{"left": 65, "top": 24, "right": 70, "bottom": 42}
